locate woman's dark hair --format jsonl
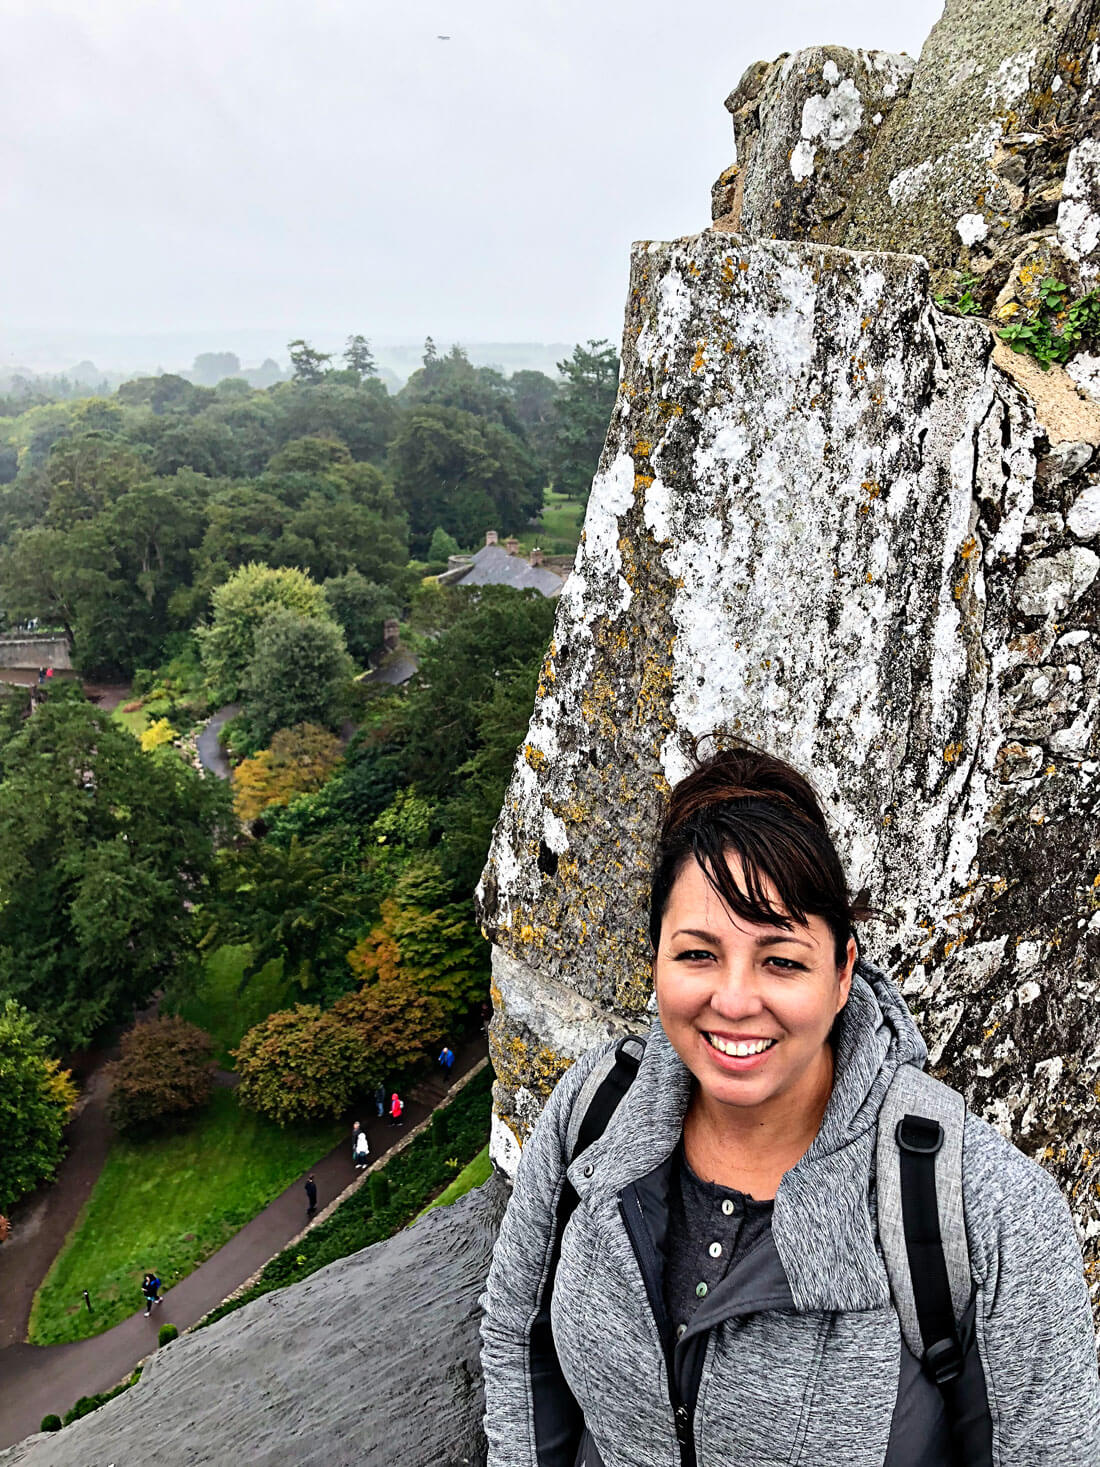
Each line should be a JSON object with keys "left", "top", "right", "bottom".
{"left": 648, "top": 739, "right": 870, "bottom": 965}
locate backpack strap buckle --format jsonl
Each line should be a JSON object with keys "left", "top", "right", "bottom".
{"left": 924, "top": 1335, "right": 965, "bottom": 1388}
{"left": 895, "top": 1114, "right": 944, "bottom": 1156}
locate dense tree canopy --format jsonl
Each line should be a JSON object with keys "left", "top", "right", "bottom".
{"left": 387, "top": 404, "right": 543, "bottom": 554}
{"left": 0, "top": 685, "right": 228, "bottom": 1050}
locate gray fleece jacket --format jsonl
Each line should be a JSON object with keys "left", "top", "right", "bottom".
{"left": 479, "top": 963, "right": 1100, "bottom": 1467}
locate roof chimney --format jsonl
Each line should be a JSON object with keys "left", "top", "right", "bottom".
{"left": 529, "top": 546, "right": 544, "bottom": 566}
{"left": 485, "top": 530, "right": 499, "bottom": 546}
{"left": 504, "top": 536, "right": 519, "bottom": 555}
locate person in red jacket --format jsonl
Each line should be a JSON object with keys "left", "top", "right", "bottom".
{"left": 388, "top": 1092, "right": 404, "bottom": 1126}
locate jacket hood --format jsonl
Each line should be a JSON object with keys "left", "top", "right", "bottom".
{"left": 568, "top": 957, "right": 927, "bottom": 1316}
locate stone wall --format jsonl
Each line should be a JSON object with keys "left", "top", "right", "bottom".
{"left": 478, "top": 0, "right": 1100, "bottom": 1324}
{"left": 0, "top": 637, "right": 71, "bottom": 670}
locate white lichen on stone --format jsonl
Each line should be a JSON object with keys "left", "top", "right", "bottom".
{"left": 1067, "top": 354, "right": 1100, "bottom": 403}
{"left": 956, "top": 212, "right": 988, "bottom": 246}
{"left": 789, "top": 77, "right": 864, "bottom": 181}
{"left": 1058, "top": 138, "right": 1100, "bottom": 287}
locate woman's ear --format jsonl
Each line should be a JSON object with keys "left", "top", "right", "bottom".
{"left": 836, "top": 935, "right": 857, "bottom": 1013}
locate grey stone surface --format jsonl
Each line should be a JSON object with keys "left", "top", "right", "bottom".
{"left": 476, "top": 223, "right": 1100, "bottom": 1329}
{"left": 0, "top": 1179, "right": 508, "bottom": 1467}
{"left": 841, "top": 0, "right": 1100, "bottom": 272}
{"left": 717, "top": 47, "right": 915, "bottom": 242}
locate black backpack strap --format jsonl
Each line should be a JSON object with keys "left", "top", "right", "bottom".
{"left": 878, "top": 1066, "right": 994, "bottom": 1466}
{"left": 895, "top": 1113, "right": 964, "bottom": 1386}
{"left": 527, "top": 1034, "right": 646, "bottom": 1467}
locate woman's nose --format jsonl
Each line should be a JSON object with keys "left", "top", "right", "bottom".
{"left": 709, "top": 962, "right": 765, "bottom": 1016}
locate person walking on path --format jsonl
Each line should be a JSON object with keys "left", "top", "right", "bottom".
{"left": 388, "top": 1092, "right": 404, "bottom": 1127}
{"left": 373, "top": 1083, "right": 385, "bottom": 1119}
{"left": 354, "top": 1130, "right": 370, "bottom": 1170}
{"left": 438, "top": 1045, "right": 455, "bottom": 1074}
{"left": 351, "top": 1120, "right": 361, "bottom": 1161}
{"left": 304, "top": 1174, "right": 317, "bottom": 1218}
{"left": 141, "top": 1273, "right": 163, "bottom": 1318}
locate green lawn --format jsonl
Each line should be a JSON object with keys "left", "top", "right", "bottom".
{"left": 535, "top": 489, "right": 585, "bottom": 553}
{"left": 29, "top": 1087, "right": 341, "bottom": 1345}
{"left": 413, "top": 1144, "right": 492, "bottom": 1222}
{"left": 111, "top": 702, "right": 149, "bottom": 738}
{"left": 168, "top": 944, "right": 291, "bottom": 1067}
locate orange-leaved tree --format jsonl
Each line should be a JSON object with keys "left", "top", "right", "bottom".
{"left": 231, "top": 723, "right": 344, "bottom": 824}
{"left": 345, "top": 859, "right": 489, "bottom": 1029}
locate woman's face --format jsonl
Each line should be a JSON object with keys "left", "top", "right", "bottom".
{"left": 653, "top": 854, "right": 855, "bottom": 1119}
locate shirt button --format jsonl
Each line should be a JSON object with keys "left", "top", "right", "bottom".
{"left": 708, "top": 1242, "right": 722, "bottom": 1258}
{"left": 676, "top": 1323, "right": 687, "bottom": 1340}
{"left": 695, "top": 1281, "right": 708, "bottom": 1298}
{"left": 721, "top": 1199, "right": 735, "bottom": 1216}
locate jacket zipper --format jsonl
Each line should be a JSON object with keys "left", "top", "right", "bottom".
{"left": 619, "top": 1190, "right": 697, "bottom": 1467}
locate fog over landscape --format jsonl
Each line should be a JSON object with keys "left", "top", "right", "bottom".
{"left": 3, "top": 0, "right": 942, "bottom": 379}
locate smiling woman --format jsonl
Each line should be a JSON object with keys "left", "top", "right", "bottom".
{"left": 480, "top": 743, "right": 1100, "bottom": 1467}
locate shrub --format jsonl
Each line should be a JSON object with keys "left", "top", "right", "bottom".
{"left": 158, "top": 1323, "right": 179, "bottom": 1346}
{"left": 140, "top": 717, "right": 178, "bottom": 752}
{"left": 105, "top": 1017, "right": 215, "bottom": 1136}
{"left": 233, "top": 1004, "right": 370, "bottom": 1126}
{"left": 40, "top": 1415, "right": 62, "bottom": 1433}
{"left": 431, "top": 1110, "right": 448, "bottom": 1149}
{"left": 369, "top": 1171, "right": 391, "bottom": 1210}
{"left": 332, "top": 975, "right": 447, "bottom": 1078}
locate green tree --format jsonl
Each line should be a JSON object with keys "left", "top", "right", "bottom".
{"left": 0, "top": 685, "right": 228, "bottom": 1050}
{"left": 231, "top": 723, "right": 344, "bottom": 823}
{"left": 398, "top": 344, "right": 526, "bottom": 437}
{"left": 0, "top": 999, "right": 78, "bottom": 1213}
{"left": 546, "top": 339, "right": 619, "bottom": 504}
{"left": 322, "top": 570, "right": 400, "bottom": 665}
{"left": 399, "top": 584, "right": 554, "bottom": 799}
{"left": 427, "top": 526, "right": 461, "bottom": 562}
{"left": 287, "top": 340, "right": 332, "bottom": 385}
{"left": 344, "top": 335, "right": 377, "bottom": 381}
{"left": 197, "top": 562, "right": 330, "bottom": 700}
{"left": 242, "top": 607, "right": 352, "bottom": 743}
{"left": 191, "top": 352, "right": 242, "bottom": 386}
{"left": 201, "top": 836, "right": 362, "bottom": 990}
{"left": 387, "top": 405, "right": 544, "bottom": 554}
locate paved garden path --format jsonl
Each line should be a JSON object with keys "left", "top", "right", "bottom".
{"left": 0, "top": 1032, "right": 489, "bottom": 1451}
{"left": 194, "top": 702, "right": 239, "bottom": 779}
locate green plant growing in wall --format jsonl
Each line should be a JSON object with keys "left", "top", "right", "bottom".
{"left": 158, "top": 1323, "right": 178, "bottom": 1346}
{"left": 369, "top": 1171, "right": 391, "bottom": 1210}
{"left": 934, "top": 269, "right": 983, "bottom": 317}
{"left": 999, "top": 279, "right": 1100, "bottom": 370}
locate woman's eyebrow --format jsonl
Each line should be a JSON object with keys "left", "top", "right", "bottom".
{"left": 669, "top": 927, "right": 814, "bottom": 950}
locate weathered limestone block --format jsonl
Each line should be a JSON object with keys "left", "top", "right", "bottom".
{"left": 476, "top": 227, "right": 1100, "bottom": 1321}
{"left": 841, "top": 0, "right": 1100, "bottom": 273}
{"left": 1059, "top": 135, "right": 1100, "bottom": 286}
{"left": 0, "top": 1179, "right": 509, "bottom": 1467}
{"left": 714, "top": 48, "right": 915, "bottom": 241}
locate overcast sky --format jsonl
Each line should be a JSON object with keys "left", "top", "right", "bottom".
{"left": 1, "top": 0, "right": 944, "bottom": 367}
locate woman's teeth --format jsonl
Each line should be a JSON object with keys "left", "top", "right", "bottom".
{"left": 706, "top": 1034, "right": 776, "bottom": 1057}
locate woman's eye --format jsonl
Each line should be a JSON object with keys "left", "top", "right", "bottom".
{"left": 765, "top": 956, "right": 804, "bottom": 971}
{"left": 674, "top": 949, "right": 714, "bottom": 962}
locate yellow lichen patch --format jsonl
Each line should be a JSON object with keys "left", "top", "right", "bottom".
{"left": 943, "top": 741, "right": 964, "bottom": 764}
{"left": 688, "top": 261, "right": 700, "bottom": 278}
{"left": 524, "top": 742, "right": 546, "bottom": 771}
{"left": 634, "top": 473, "right": 654, "bottom": 494}
{"left": 959, "top": 536, "right": 978, "bottom": 560}
{"left": 721, "top": 257, "right": 736, "bottom": 284}
{"left": 691, "top": 341, "right": 707, "bottom": 374}
{"left": 657, "top": 401, "right": 683, "bottom": 419}
{"left": 634, "top": 438, "right": 652, "bottom": 457}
